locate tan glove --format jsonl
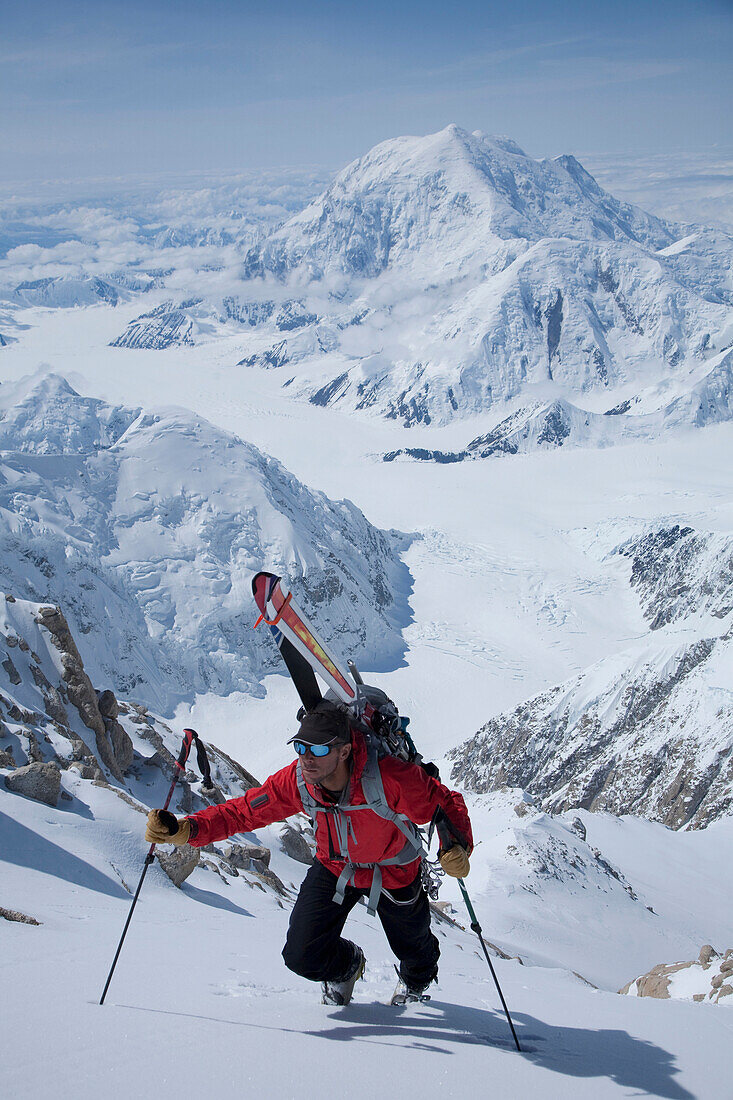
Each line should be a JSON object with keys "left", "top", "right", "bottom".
{"left": 439, "top": 844, "right": 470, "bottom": 878}
{"left": 145, "top": 809, "right": 191, "bottom": 846}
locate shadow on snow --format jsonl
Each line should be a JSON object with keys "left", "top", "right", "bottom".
{"left": 0, "top": 812, "right": 129, "bottom": 899}
{"left": 109, "top": 998, "right": 694, "bottom": 1098}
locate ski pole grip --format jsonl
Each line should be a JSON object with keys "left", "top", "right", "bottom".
{"left": 194, "top": 733, "right": 213, "bottom": 789}
{"left": 177, "top": 727, "right": 196, "bottom": 771}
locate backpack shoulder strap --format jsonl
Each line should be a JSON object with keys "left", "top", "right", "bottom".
{"left": 360, "top": 738, "right": 425, "bottom": 854}
{"left": 296, "top": 761, "right": 320, "bottom": 817}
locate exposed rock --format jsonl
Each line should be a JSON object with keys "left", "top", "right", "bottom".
{"left": 35, "top": 605, "right": 125, "bottom": 780}
{"left": 200, "top": 784, "right": 226, "bottom": 805}
{"left": 622, "top": 964, "right": 675, "bottom": 999}
{"left": 199, "top": 856, "right": 231, "bottom": 884}
{"left": 280, "top": 823, "right": 315, "bottom": 865}
{"left": 207, "top": 742, "right": 260, "bottom": 791}
{"left": 450, "top": 633, "right": 733, "bottom": 829}
{"left": 221, "top": 842, "right": 271, "bottom": 870}
{"left": 619, "top": 526, "right": 733, "bottom": 629}
{"left": 96, "top": 689, "right": 119, "bottom": 720}
{"left": 248, "top": 862, "right": 289, "bottom": 896}
{"left": 106, "top": 718, "right": 134, "bottom": 773}
{"left": 23, "top": 729, "right": 43, "bottom": 763}
{"left": 111, "top": 308, "right": 195, "bottom": 350}
{"left": 69, "top": 761, "right": 104, "bottom": 781}
{"left": 217, "top": 842, "right": 289, "bottom": 895}
{"left": 570, "top": 817, "right": 587, "bottom": 841}
{"left": 2, "top": 655, "right": 21, "bottom": 685}
{"left": 621, "top": 947, "right": 733, "bottom": 1005}
{"left": 0, "top": 748, "right": 15, "bottom": 768}
{"left": 155, "top": 844, "right": 200, "bottom": 887}
{"left": 699, "top": 944, "right": 718, "bottom": 967}
{"left": 0, "top": 906, "right": 41, "bottom": 925}
{"left": 31, "top": 665, "right": 70, "bottom": 726}
{"left": 5, "top": 761, "right": 61, "bottom": 806}
{"left": 143, "top": 749, "right": 177, "bottom": 772}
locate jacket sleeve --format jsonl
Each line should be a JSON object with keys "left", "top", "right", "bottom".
{"left": 185, "top": 762, "right": 303, "bottom": 848}
{"left": 380, "top": 758, "right": 474, "bottom": 851}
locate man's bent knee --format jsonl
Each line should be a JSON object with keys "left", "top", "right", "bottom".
{"left": 282, "top": 938, "right": 319, "bottom": 979}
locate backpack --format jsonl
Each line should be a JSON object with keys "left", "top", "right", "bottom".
{"left": 296, "top": 680, "right": 441, "bottom": 915}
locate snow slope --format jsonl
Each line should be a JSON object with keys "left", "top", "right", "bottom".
{"left": 2, "top": 738, "right": 731, "bottom": 1099}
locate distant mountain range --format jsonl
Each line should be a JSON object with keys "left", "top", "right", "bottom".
{"left": 5, "top": 126, "right": 732, "bottom": 456}
{"left": 225, "top": 125, "right": 732, "bottom": 436}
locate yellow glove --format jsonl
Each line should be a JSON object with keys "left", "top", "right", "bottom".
{"left": 439, "top": 844, "right": 470, "bottom": 878}
{"left": 145, "top": 809, "right": 191, "bottom": 846}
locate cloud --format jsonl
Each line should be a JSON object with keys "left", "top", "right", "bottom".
{"left": 582, "top": 149, "right": 733, "bottom": 229}
{"left": 0, "top": 169, "right": 330, "bottom": 290}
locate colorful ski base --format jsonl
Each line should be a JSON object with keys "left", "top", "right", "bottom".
{"left": 252, "top": 572, "right": 358, "bottom": 708}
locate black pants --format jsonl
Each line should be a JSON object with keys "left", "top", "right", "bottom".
{"left": 282, "top": 860, "right": 440, "bottom": 987}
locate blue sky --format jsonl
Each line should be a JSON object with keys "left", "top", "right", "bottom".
{"left": 2, "top": 0, "right": 731, "bottom": 182}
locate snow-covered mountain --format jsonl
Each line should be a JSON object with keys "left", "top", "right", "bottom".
{"left": 109, "top": 296, "right": 321, "bottom": 350}
{"left": 243, "top": 126, "right": 674, "bottom": 278}
{"left": 230, "top": 125, "right": 733, "bottom": 430}
{"left": 383, "top": 347, "right": 733, "bottom": 462}
{"left": 110, "top": 300, "right": 199, "bottom": 348}
{"left": 9, "top": 274, "right": 123, "bottom": 308}
{"left": 449, "top": 523, "right": 733, "bottom": 828}
{"left": 0, "top": 375, "right": 411, "bottom": 712}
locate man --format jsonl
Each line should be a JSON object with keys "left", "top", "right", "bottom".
{"left": 146, "top": 700, "right": 473, "bottom": 1005}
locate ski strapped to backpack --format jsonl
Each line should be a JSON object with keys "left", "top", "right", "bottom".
{"left": 252, "top": 570, "right": 446, "bottom": 912}
{"left": 252, "top": 571, "right": 356, "bottom": 710}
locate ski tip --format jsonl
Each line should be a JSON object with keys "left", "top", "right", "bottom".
{"left": 251, "top": 571, "right": 280, "bottom": 608}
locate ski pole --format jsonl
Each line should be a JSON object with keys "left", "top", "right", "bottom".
{"left": 457, "top": 878, "right": 522, "bottom": 1052}
{"left": 99, "top": 728, "right": 203, "bottom": 1005}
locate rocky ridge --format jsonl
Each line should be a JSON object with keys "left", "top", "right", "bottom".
{"left": 383, "top": 348, "right": 733, "bottom": 462}
{"left": 0, "top": 592, "right": 302, "bottom": 895}
{"left": 449, "top": 523, "right": 733, "bottom": 829}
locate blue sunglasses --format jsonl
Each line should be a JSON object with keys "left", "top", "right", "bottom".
{"left": 293, "top": 739, "right": 336, "bottom": 757}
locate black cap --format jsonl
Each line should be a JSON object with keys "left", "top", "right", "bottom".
{"left": 287, "top": 700, "right": 352, "bottom": 747}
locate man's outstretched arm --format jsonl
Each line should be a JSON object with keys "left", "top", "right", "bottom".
{"left": 145, "top": 763, "right": 302, "bottom": 847}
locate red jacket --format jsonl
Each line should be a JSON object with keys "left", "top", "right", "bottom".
{"left": 187, "top": 730, "right": 473, "bottom": 891}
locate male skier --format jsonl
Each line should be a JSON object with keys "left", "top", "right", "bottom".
{"left": 145, "top": 700, "right": 473, "bottom": 1005}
